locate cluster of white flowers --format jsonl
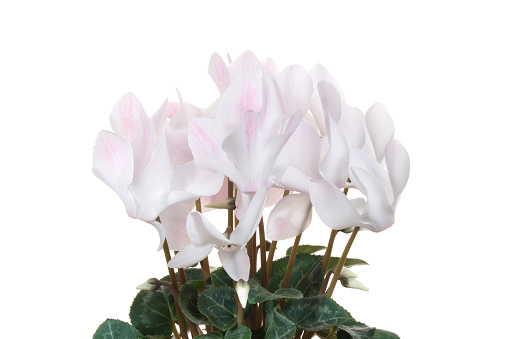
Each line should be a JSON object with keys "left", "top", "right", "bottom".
{"left": 93, "top": 51, "right": 409, "bottom": 283}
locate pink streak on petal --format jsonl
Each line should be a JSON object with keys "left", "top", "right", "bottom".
{"left": 190, "top": 120, "right": 220, "bottom": 157}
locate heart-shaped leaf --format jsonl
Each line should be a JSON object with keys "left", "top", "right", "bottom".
{"left": 93, "top": 319, "right": 143, "bottom": 339}
{"left": 198, "top": 287, "right": 237, "bottom": 330}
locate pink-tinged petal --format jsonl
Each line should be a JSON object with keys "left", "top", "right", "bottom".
{"left": 209, "top": 52, "right": 230, "bottom": 95}
{"left": 168, "top": 244, "right": 213, "bottom": 268}
{"left": 167, "top": 129, "right": 193, "bottom": 167}
{"left": 130, "top": 136, "right": 173, "bottom": 221}
{"left": 385, "top": 139, "right": 410, "bottom": 203}
{"left": 200, "top": 176, "right": 229, "bottom": 212}
{"left": 159, "top": 202, "right": 194, "bottom": 251}
{"left": 284, "top": 121, "right": 321, "bottom": 180}
{"left": 365, "top": 102, "right": 395, "bottom": 163}
{"left": 309, "top": 180, "right": 361, "bottom": 231}
{"left": 148, "top": 219, "right": 166, "bottom": 252}
{"left": 92, "top": 131, "right": 136, "bottom": 217}
{"left": 169, "top": 89, "right": 204, "bottom": 131}
{"left": 218, "top": 246, "right": 250, "bottom": 282}
{"left": 171, "top": 161, "right": 224, "bottom": 200}
{"left": 215, "top": 75, "right": 263, "bottom": 127}
{"left": 266, "top": 187, "right": 284, "bottom": 207}
{"left": 230, "top": 188, "right": 267, "bottom": 246}
{"left": 188, "top": 117, "right": 239, "bottom": 182}
{"left": 234, "top": 192, "right": 252, "bottom": 221}
{"left": 228, "top": 50, "right": 262, "bottom": 80}
{"left": 262, "top": 57, "right": 278, "bottom": 74}
{"left": 260, "top": 69, "right": 286, "bottom": 136}
{"left": 167, "top": 102, "right": 179, "bottom": 118}
{"left": 280, "top": 166, "right": 311, "bottom": 193}
{"left": 222, "top": 111, "right": 265, "bottom": 192}
{"left": 187, "top": 212, "right": 231, "bottom": 247}
{"left": 339, "top": 104, "right": 365, "bottom": 149}
{"left": 151, "top": 98, "right": 169, "bottom": 141}
{"left": 350, "top": 167, "right": 394, "bottom": 232}
{"left": 309, "top": 64, "right": 344, "bottom": 137}
{"left": 275, "top": 65, "right": 313, "bottom": 118}
{"left": 110, "top": 93, "right": 157, "bottom": 177}
{"left": 266, "top": 193, "right": 312, "bottom": 241}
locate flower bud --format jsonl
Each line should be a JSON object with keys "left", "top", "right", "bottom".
{"left": 340, "top": 277, "right": 369, "bottom": 291}
{"left": 205, "top": 197, "right": 236, "bottom": 210}
{"left": 340, "top": 267, "right": 358, "bottom": 279}
{"left": 235, "top": 279, "right": 250, "bottom": 308}
{"left": 136, "top": 278, "right": 159, "bottom": 292}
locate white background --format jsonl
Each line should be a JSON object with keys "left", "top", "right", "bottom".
{"left": 1, "top": 1, "right": 508, "bottom": 338}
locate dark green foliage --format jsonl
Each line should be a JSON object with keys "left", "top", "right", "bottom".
{"left": 93, "top": 319, "right": 143, "bottom": 339}
{"left": 198, "top": 287, "right": 237, "bottom": 330}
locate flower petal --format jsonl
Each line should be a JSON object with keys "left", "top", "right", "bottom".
{"left": 167, "top": 129, "right": 193, "bottom": 166}
{"left": 218, "top": 246, "right": 250, "bottom": 282}
{"left": 186, "top": 212, "right": 231, "bottom": 247}
{"left": 349, "top": 148, "right": 391, "bottom": 198}
{"left": 385, "top": 139, "right": 410, "bottom": 203}
{"left": 170, "top": 161, "right": 224, "bottom": 201}
{"left": 168, "top": 244, "right": 213, "bottom": 268}
{"left": 365, "top": 102, "right": 395, "bottom": 163}
{"left": 339, "top": 103, "right": 365, "bottom": 149}
{"left": 309, "top": 179, "right": 361, "bottom": 231}
{"left": 208, "top": 52, "right": 230, "bottom": 95}
{"left": 92, "top": 131, "right": 136, "bottom": 217}
{"left": 284, "top": 121, "right": 321, "bottom": 179}
{"left": 280, "top": 166, "right": 311, "bottom": 194}
{"left": 159, "top": 202, "right": 194, "bottom": 251}
{"left": 275, "top": 65, "right": 313, "bottom": 118}
{"left": 230, "top": 188, "right": 267, "bottom": 245}
{"left": 148, "top": 219, "right": 166, "bottom": 252}
{"left": 130, "top": 136, "right": 173, "bottom": 221}
{"left": 266, "top": 193, "right": 313, "bottom": 240}
{"left": 228, "top": 50, "right": 262, "bottom": 80}
{"left": 350, "top": 167, "right": 394, "bottom": 232}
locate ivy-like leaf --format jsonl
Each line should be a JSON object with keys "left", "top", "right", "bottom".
{"left": 93, "top": 319, "right": 143, "bottom": 339}
{"left": 372, "top": 329, "right": 400, "bottom": 338}
{"left": 259, "top": 254, "right": 323, "bottom": 296}
{"left": 198, "top": 286, "right": 237, "bottom": 330}
{"left": 195, "top": 332, "right": 224, "bottom": 339}
{"left": 286, "top": 245, "right": 326, "bottom": 256}
{"left": 225, "top": 325, "right": 252, "bottom": 339}
{"left": 283, "top": 295, "right": 356, "bottom": 332}
{"left": 211, "top": 267, "right": 234, "bottom": 287}
{"left": 162, "top": 268, "right": 205, "bottom": 291}
{"left": 327, "top": 257, "right": 368, "bottom": 271}
{"left": 178, "top": 283, "right": 210, "bottom": 325}
{"left": 247, "top": 278, "right": 303, "bottom": 304}
{"left": 264, "top": 301, "right": 296, "bottom": 339}
{"left": 129, "top": 285, "right": 176, "bottom": 336}
{"left": 337, "top": 324, "right": 376, "bottom": 339}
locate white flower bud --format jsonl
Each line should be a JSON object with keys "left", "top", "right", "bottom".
{"left": 339, "top": 267, "right": 358, "bottom": 278}
{"left": 235, "top": 279, "right": 250, "bottom": 308}
{"left": 136, "top": 278, "right": 158, "bottom": 291}
{"left": 341, "top": 278, "right": 369, "bottom": 291}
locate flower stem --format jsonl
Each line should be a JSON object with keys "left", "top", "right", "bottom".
{"left": 325, "top": 327, "right": 337, "bottom": 339}
{"left": 266, "top": 240, "right": 277, "bottom": 284}
{"left": 228, "top": 179, "right": 234, "bottom": 228}
{"left": 282, "top": 233, "right": 302, "bottom": 289}
{"left": 321, "top": 230, "right": 338, "bottom": 273}
{"left": 325, "top": 227, "right": 360, "bottom": 297}
{"left": 258, "top": 218, "right": 268, "bottom": 289}
{"left": 163, "top": 240, "right": 189, "bottom": 339}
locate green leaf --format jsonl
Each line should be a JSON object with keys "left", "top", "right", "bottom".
{"left": 93, "top": 319, "right": 143, "bottom": 339}
{"left": 327, "top": 257, "right": 368, "bottom": 271}
{"left": 178, "top": 283, "right": 210, "bottom": 325}
{"left": 259, "top": 254, "right": 324, "bottom": 296}
{"left": 286, "top": 245, "right": 326, "bottom": 256}
{"left": 337, "top": 324, "right": 376, "bottom": 339}
{"left": 225, "top": 325, "right": 252, "bottom": 339}
{"left": 247, "top": 278, "right": 303, "bottom": 304}
{"left": 162, "top": 268, "right": 205, "bottom": 291}
{"left": 264, "top": 301, "right": 296, "bottom": 339}
{"left": 195, "top": 332, "right": 224, "bottom": 339}
{"left": 211, "top": 267, "right": 234, "bottom": 287}
{"left": 198, "top": 286, "right": 237, "bottom": 330}
{"left": 372, "top": 329, "right": 400, "bottom": 338}
{"left": 283, "top": 295, "right": 356, "bottom": 332}
{"left": 129, "top": 285, "right": 176, "bottom": 336}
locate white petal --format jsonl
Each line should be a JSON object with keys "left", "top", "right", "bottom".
{"left": 319, "top": 116, "right": 349, "bottom": 189}
{"left": 159, "top": 202, "right": 194, "bottom": 251}
{"left": 187, "top": 212, "right": 231, "bottom": 247}
{"left": 317, "top": 81, "right": 342, "bottom": 124}
{"left": 218, "top": 246, "right": 250, "bottom": 282}
{"left": 171, "top": 161, "right": 224, "bottom": 201}
{"left": 266, "top": 187, "right": 284, "bottom": 207}
{"left": 230, "top": 188, "right": 267, "bottom": 245}
{"left": 262, "top": 57, "right": 278, "bottom": 74}
{"left": 130, "top": 136, "right": 173, "bottom": 221}
{"left": 208, "top": 52, "right": 230, "bottom": 95}
{"left": 349, "top": 148, "right": 392, "bottom": 200}
{"left": 280, "top": 166, "right": 311, "bottom": 194}
{"left": 235, "top": 280, "right": 250, "bottom": 308}
{"left": 168, "top": 244, "right": 213, "bottom": 268}
{"left": 151, "top": 98, "right": 169, "bottom": 141}
{"left": 350, "top": 167, "right": 394, "bottom": 232}
{"left": 284, "top": 121, "right": 321, "bottom": 179}
{"left": 169, "top": 91, "right": 204, "bottom": 131}
{"left": 385, "top": 139, "right": 410, "bottom": 203}
{"left": 339, "top": 103, "right": 365, "bottom": 149}
{"left": 167, "top": 129, "right": 193, "bottom": 166}
{"left": 365, "top": 102, "right": 395, "bottom": 163}
{"left": 275, "top": 65, "right": 313, "bottom": 117}
{"left": 228, "top": 50, "right": 262, "bottom": 80}
{"left": 266, "top": 193, "right": 313, "bottom": 241}
{"left": 92, "top": 131, "right": 136, "bottom": 217}
{"left": 309, "top": 180, "right": 361, "bottom": 231}
{"left": 148, "top": 219, "right": 166, "bottom": 252}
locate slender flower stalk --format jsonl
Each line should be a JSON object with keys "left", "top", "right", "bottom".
{"left": 325, "top": 227, "right": 360, "bottom": 297}
{"left": 266, "top": 240, "right": 277, "bottom": 283}
{"left": 258, "top": 218, "right": 268, "bottom": 289}
{"left": 163, "top": 241, "right": 189, "bottom": 339}
{"left": 228, "top": 179, "right": 234, "bottom": 228}
{"left": 233, "top": 281, "right": 244, "bottom": 326}
{"left": 282, "top": 233, "right": 302, "bottom": 289}
{"left": 321, "top": 230, "right": 338, "bottom": 273}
